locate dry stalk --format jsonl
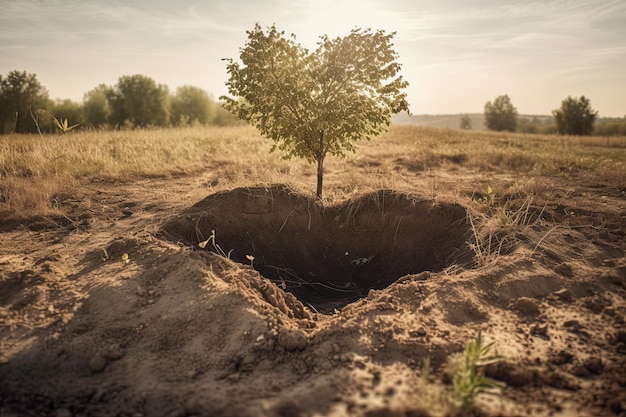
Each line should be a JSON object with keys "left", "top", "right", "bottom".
{"left": 467, "top": 213, "right": 504, "bottom": 267}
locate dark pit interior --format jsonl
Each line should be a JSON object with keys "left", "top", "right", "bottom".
{"left": 162, "top": 185, "right": 473, "bottom": 313}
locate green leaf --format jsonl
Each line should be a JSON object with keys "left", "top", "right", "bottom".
{"left": 221, "top": 24, "right": 410, "bottom": 198}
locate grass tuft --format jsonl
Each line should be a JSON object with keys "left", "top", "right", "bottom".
{"left": 417, "top": 332, "right": 504, "bottom": 416}
{"left": 447, "top": 332, "right": 504, "bottom": 413}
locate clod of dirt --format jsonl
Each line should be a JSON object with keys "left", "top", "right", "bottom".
{"left": 88, "top": 353, "right": 107, "bottom": 373}
{"left": 51, "top": 408, "right": 72, "bottom": 417}
{"left": 540, "top": 370, "right": 580, "bottom": 391}
{"left": 277, "top": 328, "right": 308, "bottom": 351}
{"left": 531, "top": 323, "right": 549, "bottom": 337}
{"left": 601, "top": 270, "right": 626, "bottom": 287}
{"left": 554, "top": 262, "right": 574, "bottom": 277}
{"left": 585, "top": 357, "right": 604, "bottom": 374}
{"left": 511, "top": 297, "right": 541, "bottom": 317}
{"left": 614, "top": 330, "right": 626, "bottom": 344}
{"left": 549, "top": 350, "right": 574, "bottom": 365}
{"left": 103, "top": 343, "right": 124, "bottom": 360}
{"left": 161, "top": 185, "right": 472, "bottom": 312}
{"left": 554, "top": 288, "right": 573, "bottom": 302}
{"left": 563, "top": 319, "right": 586, "bottom": 332}
{"left": 485, "top": 361, "right": 535, "bottom": 387}
{"left": 583, "top": 295, "right": 611, "bottom": 314}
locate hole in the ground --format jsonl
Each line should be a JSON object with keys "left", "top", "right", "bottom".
{"left": 162, "top": 185, "right": 473, "bottom": 313}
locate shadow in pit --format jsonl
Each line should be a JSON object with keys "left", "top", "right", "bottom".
{"left": 161, "top": 184, "right": 474, "bottom": 313}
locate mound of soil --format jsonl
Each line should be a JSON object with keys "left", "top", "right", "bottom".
{"left": 1, "top": 179, "right": 625, "bottom": 417}
{"left": 161, "top": 185, "right": 473, "bottom": 312}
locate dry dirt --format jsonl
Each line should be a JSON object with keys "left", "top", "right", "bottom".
{"left": 1, "top": 166, "right": 625, "bottom": 417}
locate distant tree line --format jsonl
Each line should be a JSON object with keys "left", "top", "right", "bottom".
{"left": 2, "top": 70, "right": 623, "bottom": 137}
{"left": 0, "top": 70, "right": 240, "bottom": 134}
{"left": 480, "top": 94, "right": 626, "bottom": 136}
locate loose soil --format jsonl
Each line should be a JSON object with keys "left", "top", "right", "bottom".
{"left": 161, "top": 186, "right": 472, "bottom": 313}
{"left": 1, "top": 167, "right": 625, "bottom": 417}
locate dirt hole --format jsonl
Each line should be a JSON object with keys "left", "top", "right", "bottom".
{"left": 162, "top": 185, "right": 472, "bottom": 313}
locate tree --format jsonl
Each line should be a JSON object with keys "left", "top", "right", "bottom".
{"left": 552, "top": 95, "right": 597, "bottom": 136}
{"left": 107, "top": 74, "right": 169, "bottom": 127}
{"left": 170, "top": 86, "right": 213, "bottom": 126}
{"left": 484, "top": 95, "right": 518, "bottom": 132}
{"left": 221, "top": 24, "right": 410, "bottom": 199}
{"left": 460, "top": 114, "right": 472, "bottom": 130}
{"left": 0, "top": 70, "right": 52, "bottom": 134}
{"left": 51, "top": 99, "right": 84, "bottom": 130}
{"left": 212, "top": 104, "right": 242, "bottom": 126}
{"left": 83, "top": 84, "right": 112, "bottom": 128}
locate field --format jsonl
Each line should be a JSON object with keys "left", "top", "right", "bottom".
{"left": 1, "top": 125, "right": 625, "bottom": 417}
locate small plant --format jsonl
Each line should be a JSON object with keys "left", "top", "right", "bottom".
{"left": 351, "top": 255, "right": 375, "bottom": 266}
{"left": 53, "top": 117, "right": 79, "bottom": 133}
{"left": 473, "top": 185, "right": 495, "bottom": 206}
{"left": 448, "top": 332, "right": 504, "bottom": 413}
{"left": 416, "top": 333, "right": 503, "bottom": 416}
{"left": 416, "top": 357, "right": 447, "bottom": 416}
{"left": 198, "top": 229, "right": 233, "bottom": 258}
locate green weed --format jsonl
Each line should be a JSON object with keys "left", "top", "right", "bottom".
{"left": 448, "top": 332, "right": 504, "bottom": 413}
{"left": 417, "top": 332, "right": 504, "bottom": 416}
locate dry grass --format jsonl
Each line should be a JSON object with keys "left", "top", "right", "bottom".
{"left": 0, "top": 125, "right": 280, "bottom": 179}
{"left": 1, "top": 124, "right": 624, "bottom": 218}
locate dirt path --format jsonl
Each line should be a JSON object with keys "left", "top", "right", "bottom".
{"left": 1, "top": 167, "right": 625, "bottom": 417}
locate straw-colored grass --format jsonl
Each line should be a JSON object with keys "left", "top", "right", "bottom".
{"left": 1, "top": 124, "right": 624, "bottom": 218}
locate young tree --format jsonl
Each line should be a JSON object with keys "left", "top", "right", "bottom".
{"left": 170, "top": 86, "right": 213, "bottom": 126}
{"left": 552, "top": 95, "right": 597, "bottom": 136}
{"left": 221, "top": 24, "right": 410, "bottom": 199}
{"left": 0, "top": 70, "right": 52, "bottom": 134}
{"left": 484, "top": 95, "right": 518, "bottom": 132}
{"left": 107, "top": 74, "right": 169, "bottom": 128}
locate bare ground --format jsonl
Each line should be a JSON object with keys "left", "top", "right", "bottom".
{"left": 1, "top": 165, "right": 625, "bottom": 417}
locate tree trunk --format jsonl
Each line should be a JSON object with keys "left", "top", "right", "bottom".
{"left": 316, "top": 157, "right": 324, "bottom": 200}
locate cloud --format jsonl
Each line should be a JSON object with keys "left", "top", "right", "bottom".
{"left": 1, "top": 0, "right": 624, "bottom": 114}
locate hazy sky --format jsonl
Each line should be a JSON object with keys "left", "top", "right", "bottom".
{"left": 1, "top": 0, "right": 625, "bottom": 116}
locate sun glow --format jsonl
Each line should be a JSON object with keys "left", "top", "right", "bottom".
{"left": 292, "top": 0, "right": 404, "bottom": 48}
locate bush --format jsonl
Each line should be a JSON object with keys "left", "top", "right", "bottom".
{"left": 552, "top": 95, "right": 597, "bottom": 136}
{"left": 484, "top": 95, "right": 518, "bottom": 132}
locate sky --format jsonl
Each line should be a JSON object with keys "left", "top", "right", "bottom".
{"left": 1, "top": 0, "right": 625, "bottom": 117}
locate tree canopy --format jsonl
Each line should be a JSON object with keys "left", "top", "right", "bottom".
{"left": 171, "top": 86, "right": 213, "bottom": 126}
{"left": 484, "top": 95, "right": 518, "bottom": 132}
{"left": 83, "top": 84, "right": 112, "bottom": 128}
{"left": 107, "top": 74, "right": 170, "bottom": 128}
{"left": 52, "top": 99, "right": 84, "bottom": 127}
{"left": 0, "top": 70, "right": 248, "bottom": 132}
{"left": 221, "top": 24, "right": 410, "bottom": 198}
{"left": 552, "top": 95, "right": 597, "bottom": 136}
{"left": 0, "top": 70, "right": 51, "bottom": 134}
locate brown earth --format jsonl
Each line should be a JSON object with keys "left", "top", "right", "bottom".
{"left": 1, "top": 168, "right": 625, "bottom": 417}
